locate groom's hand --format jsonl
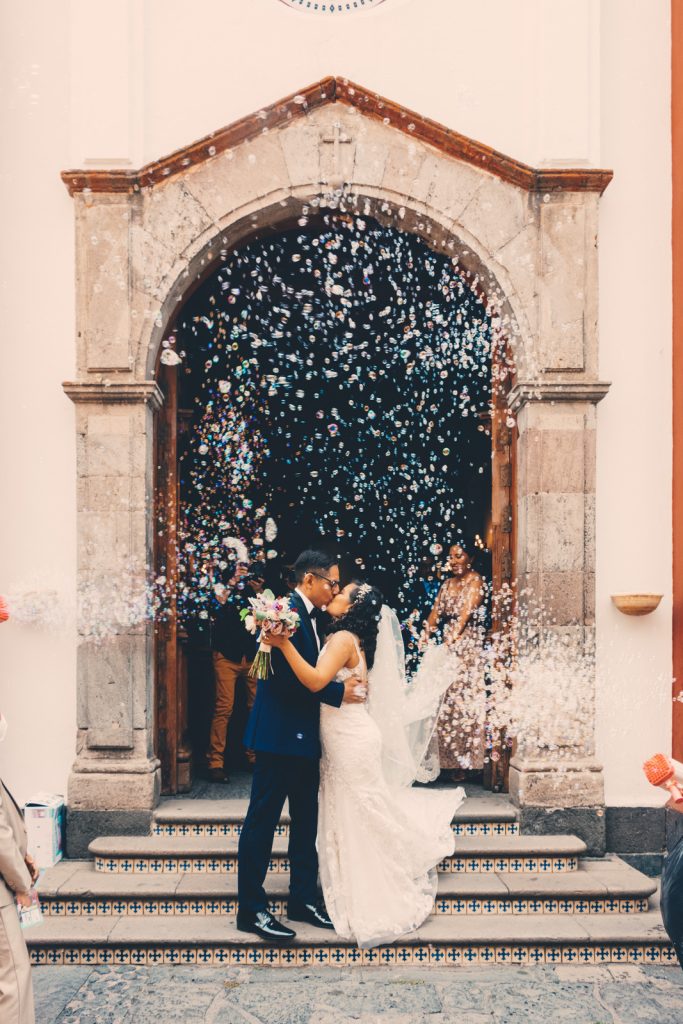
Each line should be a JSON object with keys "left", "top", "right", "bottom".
{"left": 342, "top": 677, "right": 367, "bottom": 704}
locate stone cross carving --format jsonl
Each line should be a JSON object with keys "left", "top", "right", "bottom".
{"left": 321, "top": 122, "right": 352, "bottom": 189}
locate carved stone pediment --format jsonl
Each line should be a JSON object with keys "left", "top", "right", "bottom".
{"left": 61, "top": 76, "right": 612, "bottom": 198}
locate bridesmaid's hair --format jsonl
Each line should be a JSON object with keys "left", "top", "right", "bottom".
{"left": 325, "top": 580, "right": 383, "bottom": 670}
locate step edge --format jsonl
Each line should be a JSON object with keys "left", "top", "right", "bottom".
{"left": 36, "top": 873, "right": 658, "bottom": 900}
{"left": 25, "top": 925, "right": 671, "bottom": 948}
{"left": 36, "top": 888, "right": 656, "bottom": 901}
{"left": 89, "top": 835, "right": 587, "bottom": 854}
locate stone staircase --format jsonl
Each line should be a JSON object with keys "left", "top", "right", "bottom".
{"left": 29, "top": 795, "right": 674, "bottom": 968}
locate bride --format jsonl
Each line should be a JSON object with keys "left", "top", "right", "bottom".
{"left": 265, "top": 580, "right": 464, "bottom": 948}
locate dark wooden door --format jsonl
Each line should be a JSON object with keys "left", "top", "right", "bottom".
{"left": 482, "top": 365, "right": 516, "bottom": 793}
{"left": 154, "top": 362, "right": 192, "bottom": 794}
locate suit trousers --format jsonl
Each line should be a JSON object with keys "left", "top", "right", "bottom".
{"left": 207, "top": 654, "right": 257, "bottom": 769}
{"left": 0, "top": 903, "right": 35, "bottom": 1024}
{"left": 238, "top": 751, "right": 320, "bottom": 915}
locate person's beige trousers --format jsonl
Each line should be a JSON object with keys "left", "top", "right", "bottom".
{"left": 207, "top": 653, "right": 257, "bottom": 769}
{"left": 0, "top": 902, "right": 35, "bottom": 1024}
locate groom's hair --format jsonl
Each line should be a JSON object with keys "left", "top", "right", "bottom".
{"left": 292, "top": 549, "right": 337, "bottom": 583}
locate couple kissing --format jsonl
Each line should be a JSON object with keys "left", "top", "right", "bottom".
{"left": 236, "top": 548, "right": 464, "bottom": 948}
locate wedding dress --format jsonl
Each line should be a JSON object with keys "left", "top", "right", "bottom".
{"left": 316, "top": 614, "right": 465, "bottom": 948}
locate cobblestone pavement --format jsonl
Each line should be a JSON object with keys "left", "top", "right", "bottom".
{"left": 33, "top": 963, "right": 683, "bottom": 1023}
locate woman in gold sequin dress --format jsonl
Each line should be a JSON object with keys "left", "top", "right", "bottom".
{"left": 423, "top": 544, "right": 486, "bottom": 780}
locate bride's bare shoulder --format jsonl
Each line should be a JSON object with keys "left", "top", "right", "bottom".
{"left": 326, "top": 630, "right": 362, "bottom": 670}
{"left": 326, "top": 629, "right": 355, "bottom": 648}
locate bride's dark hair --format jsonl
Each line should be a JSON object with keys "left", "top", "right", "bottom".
{"left": 325, "top": 580, "right": 383, "bottom": 670}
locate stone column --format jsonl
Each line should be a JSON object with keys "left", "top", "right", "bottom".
{"left": 507, "top": 381, "right": 609, "bottom": 854}
{"left": 63, "top": 381, "right": 163, "bottom": 856}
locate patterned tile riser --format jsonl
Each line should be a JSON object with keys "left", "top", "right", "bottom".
{"left": 40, "top": 896, "right": 651, "bottom": 917}
{"left": 28, "top": 944, "right": 678, "bottom": 968}
{"left": 150, "top": 822, "right": 520, "bottom": 838}
{"left": 94, "top": 854, "right": 577, "bottom": 875}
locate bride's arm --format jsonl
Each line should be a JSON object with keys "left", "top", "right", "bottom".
{"left": 264, "top": 631, "right": 354, "bottom": 692}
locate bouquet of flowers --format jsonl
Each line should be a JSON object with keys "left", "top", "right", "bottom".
{"left": 241, "top": 589, "right": 300, "bottom": 679}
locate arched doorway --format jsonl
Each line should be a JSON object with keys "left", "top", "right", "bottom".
{"left": 61, "top": 78, "right": 610, "bottom": 849}
{"left": 153, "top": 211, "right": 515, "bottom": 795}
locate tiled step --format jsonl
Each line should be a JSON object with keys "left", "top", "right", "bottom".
{"left": 26, "top": 908, "right": 676, "bottom": 968}
{"left": 152, "top": 819, "right": 520, "bottom": 840}
{"left": 89, "top": 834, "right": 586, "bottom": 875}
{"left": 37, "top": 857, "right": 656, "bottom": 918}
{"left": 151, "top": 795, "right": 519, "bottom": 839}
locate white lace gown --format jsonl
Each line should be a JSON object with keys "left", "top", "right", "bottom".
{"left": 317, "top": 638, "right": 465, "bottom": 948}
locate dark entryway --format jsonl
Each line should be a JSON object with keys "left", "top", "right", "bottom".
{"left": 154, "top": 213, "right": 514, "bottom": 794}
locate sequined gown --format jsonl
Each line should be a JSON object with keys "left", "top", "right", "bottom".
{"left": 317, "top": 637, "right": 463, "bottom": 948}
{"left": 431, "top": 576, "right": 487, "bottom": 771}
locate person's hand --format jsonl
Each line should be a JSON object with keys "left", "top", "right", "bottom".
{"left": 262, "top": 629, "right": 287, "bottom": 649}
{"left": 342, "top": 677, "right": 367, "bottom": 704}
{"left": 25, "top": 853, "right": 39, "bottom": 884}
{"left": 228, "top": 565, "right": 249, "bottom": 588}
{"left": 16, "top": 890, "right": 32, "bottom": 909}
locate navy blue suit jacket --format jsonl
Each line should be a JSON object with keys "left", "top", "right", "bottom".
{"left": 243, "top": 591, "right": 344, "bottom": 759}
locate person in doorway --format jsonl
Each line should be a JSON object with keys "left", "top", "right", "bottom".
{"left": 405, "top": 555, "right": 440, "bottom": 626}
{"left": 236, "top": 549, "right": 366, "bottom": 942}
{"left": 282, "top": 563, "right": 297, "bottom": 593}
{"left": 403, "top": 554, "right": 440, "bottom": 668}
{"left": 206, "top": 563, "right": 265, "bottom": 783}
{"left": 422, "top": 542, "right": 487, "bottom": 781}
{"left": 0, "top": 713, "right": 39, "bottom": 1024}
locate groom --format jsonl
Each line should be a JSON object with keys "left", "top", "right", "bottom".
{"left": 236, "top": 549, "right": 364, "bottom": 941}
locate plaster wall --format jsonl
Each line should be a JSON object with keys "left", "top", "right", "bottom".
{"left": 0, "top": 0, "right": 672, "bottom": 808}
{"left": 596, "top": 0, "right": 673, "bottom": 807}
{"left": 0, "top": 3, "right": 77, "bottom": 805}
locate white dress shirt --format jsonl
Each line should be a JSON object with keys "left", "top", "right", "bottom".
{"left": 294, "top": 587, "right": 319, "bottom": 650}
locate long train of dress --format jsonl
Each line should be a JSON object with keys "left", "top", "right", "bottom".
{"left": 317, "top": 647, "right": 464, "bottom": 948}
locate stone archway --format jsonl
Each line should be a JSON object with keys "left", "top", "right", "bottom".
{"left": 61, "top": 77, "right": 612, "bottom": 853}
{"left": 153, "top": 208, "right": 516, "bottom": 797}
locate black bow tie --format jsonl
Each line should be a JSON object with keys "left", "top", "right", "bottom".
{"left": 309, "top": 607, "right": 323, "bottom": 623}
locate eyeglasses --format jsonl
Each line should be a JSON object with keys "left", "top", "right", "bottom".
{"left": 310, "top": 572, "right": 340, "bottom": 592}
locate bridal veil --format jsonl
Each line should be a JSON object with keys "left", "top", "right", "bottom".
{"left": 367, "top": 605, "right": 457, "bottom": 787}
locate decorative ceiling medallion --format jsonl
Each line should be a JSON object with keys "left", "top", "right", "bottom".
{"left": 279, "top": 0, "right": 387, "bottom": 12}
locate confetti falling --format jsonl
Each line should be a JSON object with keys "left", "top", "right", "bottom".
{"left": 4, "top": 207, "right": 637, "bottom": 764}
{"left": 169, "top": 213, "right": 506, "bottom": 627}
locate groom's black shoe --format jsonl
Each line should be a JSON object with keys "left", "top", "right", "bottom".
{"left": 235, "top": 910, "right": 296, "bottom": 943}
{"left": 287, "top": 899, "right": 334, "bottom": 929}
